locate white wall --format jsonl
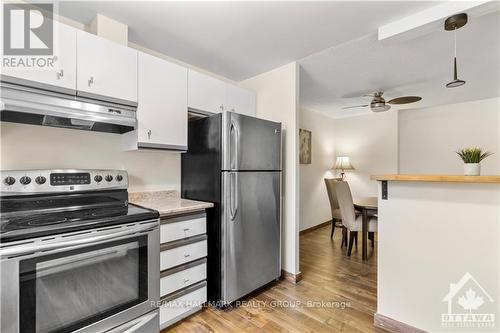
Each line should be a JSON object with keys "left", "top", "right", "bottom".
{"left": 89, "top": 14, "right": 128, "bottom": 46}
{"left": 332, "top": 110, "right": 399, "bottom": 198}
{"left": 399, "top": 98, "right": 500, "bottom": 174}
{"left": 299, "top": 108, "right": 336, "bottom": 231}
{"left": 240, "top": 62, "right": 300, "bottom": 275}
{"left": 0, "top": 122, "right": 180, "bottom": 193}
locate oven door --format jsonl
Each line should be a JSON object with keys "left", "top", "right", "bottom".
{"left": 0, "top": 220, "right": 159, "bottom": 333}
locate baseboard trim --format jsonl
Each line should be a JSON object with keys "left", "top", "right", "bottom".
{"left": 374, "top": 313, "right": 427, "bottom": 333}
{"left": 299, "top": 220, "right": 332, "bottom": 235}
{"left": 281, "top": 269, "right": 303, "bottom": 283}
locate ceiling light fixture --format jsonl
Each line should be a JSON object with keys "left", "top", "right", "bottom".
{"left": 445, "top": 13, "right": 467, "bottom": 88}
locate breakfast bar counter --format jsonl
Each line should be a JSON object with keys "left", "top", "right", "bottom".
{"left": 371, "top": 174, "right": 500, "bottom": 332}
{"left": 372, "top": 174, "right": 500, "bottom": 183}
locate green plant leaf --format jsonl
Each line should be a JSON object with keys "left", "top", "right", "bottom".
{"left": 457, "top": 148, "right": 493, "bottom": 163}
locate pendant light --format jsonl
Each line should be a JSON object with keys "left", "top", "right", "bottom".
{"left": 445, "top": 13, "right": 467, "bottom": 88}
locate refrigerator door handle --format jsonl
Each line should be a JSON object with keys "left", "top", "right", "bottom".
{"left": 230, "top": 119, "right": 239, "bottom": 170}
{"left": 229, "top": 172, "right": 238, "bottom": 221}
{"left": 234, "top": 172, "right": 239, "bottom": 219}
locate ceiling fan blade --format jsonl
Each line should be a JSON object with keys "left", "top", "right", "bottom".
{"left": 342, "top": 104, "right": 369, "bottom": 109}
{"left": 387, "top": 96, "right": 422, "bottom": 104}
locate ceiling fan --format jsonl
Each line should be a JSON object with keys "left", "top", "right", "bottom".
{"left": 342, "top": 91, "right": 422, "bottom": 112}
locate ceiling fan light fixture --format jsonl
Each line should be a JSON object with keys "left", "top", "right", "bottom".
{"left": 371, "top": 104, "right": 391, "bottom": 112}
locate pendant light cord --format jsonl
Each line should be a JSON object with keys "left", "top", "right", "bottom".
{"left": 454, "top": 27, "right": 457, "bottom": 58}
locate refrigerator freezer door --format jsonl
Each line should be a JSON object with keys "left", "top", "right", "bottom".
{"left": 222, "top": 112, "right": 281, "bottom": 171}
{"left": 222, "top": 171, "right": 281, "bottom": 304}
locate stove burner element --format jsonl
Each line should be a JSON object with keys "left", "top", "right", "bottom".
{"left": 1, "top": 206, "right": 129, "bottom": 232}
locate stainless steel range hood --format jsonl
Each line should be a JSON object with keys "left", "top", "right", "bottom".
{"left": 0, "top": 82, "right": 137, "bottom": 134}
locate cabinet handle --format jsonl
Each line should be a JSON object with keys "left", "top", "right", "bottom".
{"left": 56, "top": 69, "right": 64, "bottom": 80}
{"left": 147, "top": 129, "right": 152, "bottom": 140}
{"left": 184, "top": 254, "right": 191, "bottom": 258}
{"left": 88, "top": 77, "right": 94, "bottom": 87}
{"left": 183, "top": 279, "right": 190, "bottom": 283}
{"left": 183, "top": 228, "right": 190, "bottom": 232}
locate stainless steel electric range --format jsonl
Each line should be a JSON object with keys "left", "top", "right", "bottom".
{"left": 0, "top": 169, "right": 160, "bottom": 333}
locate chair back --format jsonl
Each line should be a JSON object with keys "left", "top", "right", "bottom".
{"left": 324, "top": 178, "right": 343, "bottom": 220}
{"left": 333, "top": 181, "right": 356, "bottom": 230}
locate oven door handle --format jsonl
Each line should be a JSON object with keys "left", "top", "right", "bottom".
{"left": 105, "top": 311, "right": 158, "bottom": 333}
{"left": 0, "top": 223, "right": 156, "bottom": 258}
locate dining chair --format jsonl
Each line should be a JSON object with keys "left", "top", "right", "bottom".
{"left": 324, "top": 178, "right": 348, "bottom": 247}
{"left": 333, "top": 181, "right": 378, "bottom": 256}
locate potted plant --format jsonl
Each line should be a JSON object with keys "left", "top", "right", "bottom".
{"left": 456, "top": 147, "right": 493, "bottom": 176}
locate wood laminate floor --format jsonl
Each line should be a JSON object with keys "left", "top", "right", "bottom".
{"left": 164, "top": 225, "right": 384, "bottom": 333}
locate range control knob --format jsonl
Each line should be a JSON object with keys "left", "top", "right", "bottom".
{"left": 116, "top": 174, "right": 123, "bottom": 182}
{"left": 20, "top": 176, "right": 31, "bottom": 185}
{"left": 94, "top": 175, "right": 103, "bottom": 183}
{"left": 35, "top": 176, "right": 46, "bottom": 185}
{"left": 4, "top": 176, "right": 15, "bottom": 186}
{"left": 105, "top": 175, "right": 113, "bottom": 182}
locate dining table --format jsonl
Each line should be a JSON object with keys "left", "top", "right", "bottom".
{"left": 353, "top": 197, "right": 378, "bottom": 260}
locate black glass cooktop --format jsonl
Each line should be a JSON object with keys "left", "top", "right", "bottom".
{"left": 0, "top": 190, "right": 159, "bottom": 242}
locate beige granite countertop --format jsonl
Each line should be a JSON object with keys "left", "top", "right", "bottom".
{"left": 129, "top": 190, "right": 213, "bottom": 217}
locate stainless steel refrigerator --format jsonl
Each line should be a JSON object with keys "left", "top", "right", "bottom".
{"left": 181, "top": 111, "right": 282, "bottom": 305}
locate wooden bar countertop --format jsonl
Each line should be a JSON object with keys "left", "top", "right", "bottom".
{"left": 371, "top": 174, "right": 500, "bottom": 184}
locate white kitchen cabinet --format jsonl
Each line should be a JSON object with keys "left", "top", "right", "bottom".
{"left": 188, "top": 69, "right": 256, "bottom": 116}
{"left": 225, "top": 84, "right": 256, "bottom": 117}
{"left": 123, "top": 52, "right": 187, "bottom": 151}
{"left": 160, "top": 239, "right": 207, "bottom": 271}
{"left": 159, "top": 211, "right": 208, "bottom": 330}
{"left": 1, "top": 20, "right": 77, "bottom": 92}
{"left": 188, "top": 70, "right": 226, "bottom": 114}
{"left": 160, "top": 260, "right": 206, "bottom": 296}
{"left": 160, "top": 283, "right": 207, "bottom": 330}
{"left": 76, "top": 30, "right": 137, "bottom": 103}
{"left": 160, "top": 214, "right": 206, "bottom": 243}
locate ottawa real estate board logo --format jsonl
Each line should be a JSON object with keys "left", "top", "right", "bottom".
{"left": 442, "top": 272, "right": 495, "bottom": 329}
{"left": 3, "top": 3, "right": 56, "bottom": 70}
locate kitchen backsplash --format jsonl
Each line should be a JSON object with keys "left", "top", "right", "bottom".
{"left": 0, "top": 122, "right": 181, "bottom": 193}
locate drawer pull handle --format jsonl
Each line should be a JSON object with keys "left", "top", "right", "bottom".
{"left": 183, "top": 228, "right": 190, "bottom": 232}
{"left": 183, "top": 279, "right": 190, "bottom": 283}
{"left": 184, "top": 254, "right": 191, "bottom": 258}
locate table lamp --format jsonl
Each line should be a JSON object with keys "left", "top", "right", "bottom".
{"left": 333, "top": 156, "right": 355, "bottom": 180}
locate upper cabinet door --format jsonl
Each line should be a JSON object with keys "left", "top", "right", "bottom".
{"left": 136, "top": 52, "right": 187, "bottom": 149}
{"left": 76, "top": 31, "right": 137, "bottom": 104}
{"left": 225, "top": 84, "right": 256, "bottom": 117}
{"left": 188, "top": 70, "right": 226, "bottom": 114}
{"left": 1, "top": 20, "right": 77, "bottom": 92}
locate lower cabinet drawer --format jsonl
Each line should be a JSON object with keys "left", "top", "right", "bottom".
{"left": 160, "top": 282, "right": 207, "bottom": 329}
{"left": 160, "top": 237, "right": 207, "bottom": 271}
{"left": 160, "top": 213, "right": 206, "bottom": 244}
{"left": 160, "top": 259, "right": 207, "bottom": 297}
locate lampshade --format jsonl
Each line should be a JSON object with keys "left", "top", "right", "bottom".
{"left": 333, "top": 156, "right": 355, "bottom": 171}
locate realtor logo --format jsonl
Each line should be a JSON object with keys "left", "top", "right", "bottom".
{"left": 441, "top": 272, "right": 495, "bottom": 329}
{"left": 3, "top": 3, "right": 53, "bottom": 55}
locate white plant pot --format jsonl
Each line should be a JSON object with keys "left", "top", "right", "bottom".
{"left": 464, "top": 163, "right": 480, "bottom": 176}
